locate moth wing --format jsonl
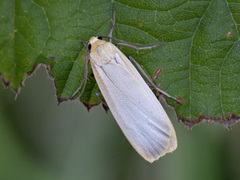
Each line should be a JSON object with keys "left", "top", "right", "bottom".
{"left": 91, "top": 48, "right": 177, "bottom": 162}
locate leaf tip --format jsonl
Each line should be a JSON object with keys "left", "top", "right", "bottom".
{"left": 82, "top": 101, "right": 100, "bottom": 112}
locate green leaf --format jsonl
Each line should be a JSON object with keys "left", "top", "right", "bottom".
{"left": 1, "top": 0, "right": 240, "bottom": 127}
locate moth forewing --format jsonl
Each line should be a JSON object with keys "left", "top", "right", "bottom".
{"left": 89, "top": 37, "right": 177, "bottom": 162}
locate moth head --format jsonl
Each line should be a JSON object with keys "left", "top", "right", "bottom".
{"left": 89, "top": 36, "right": 99, "bottom": 45}
{"left": 88, "top": 36, "right": 106, "bottom": 52}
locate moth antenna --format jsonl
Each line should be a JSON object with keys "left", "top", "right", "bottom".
{"left": 71, "top": 42, "right": 90, "bottom": 98}
{"left": 108, "top": 8, "right": 115, "bottom": 42}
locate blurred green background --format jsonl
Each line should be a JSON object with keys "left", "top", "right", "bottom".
{"left": 0, "top": 66, "right": 240, "bottom": 180}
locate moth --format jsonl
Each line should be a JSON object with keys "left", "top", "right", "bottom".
{"left": 73, "top": 9, "right": 179, "bottom": 163}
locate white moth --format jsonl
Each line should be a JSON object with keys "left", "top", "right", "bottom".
{"left": 88, "top": 36, "right": 177, "bottom": 163}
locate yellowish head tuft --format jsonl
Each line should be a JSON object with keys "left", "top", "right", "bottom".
{"left": 89, "top": 37, "right": 99, "bottom": 45}
{"left": 88, "top": 37, "right": 106, "bottom": 52}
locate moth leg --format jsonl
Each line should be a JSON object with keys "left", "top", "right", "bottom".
{"left": 128, "top": 56, "right": 182, "bottom": 104}
{"left": 96, "top": 91, "right": 108, "bottom": 108}
{"left": 108, "top": 8, "right": 115, "bottom": 43}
